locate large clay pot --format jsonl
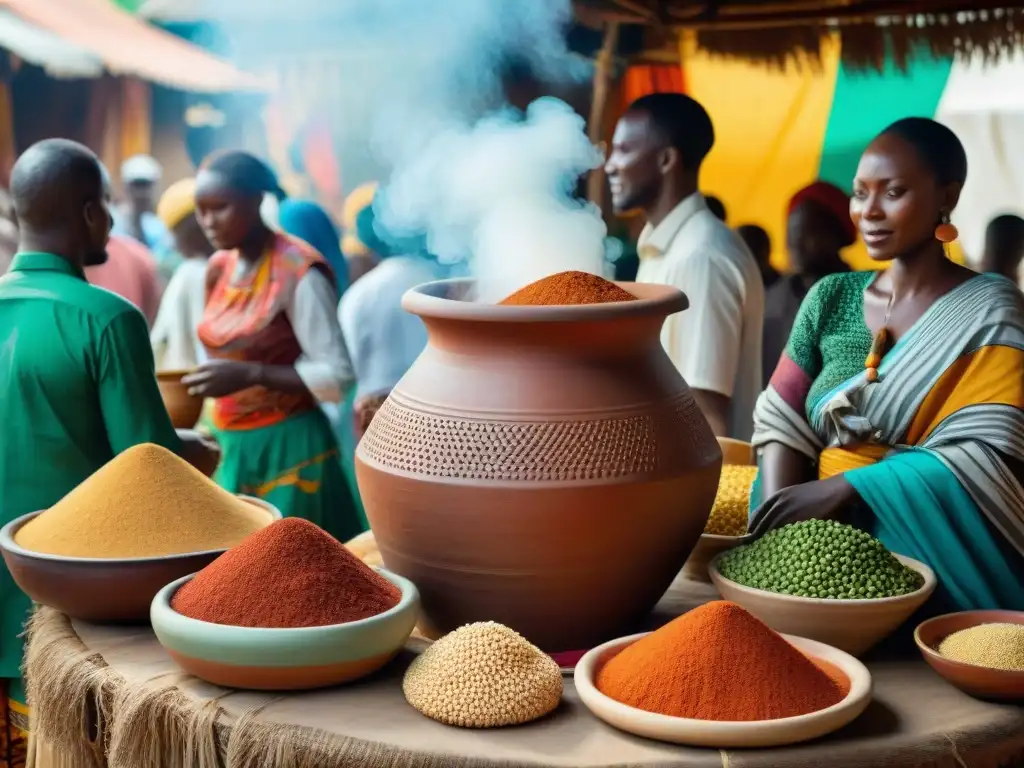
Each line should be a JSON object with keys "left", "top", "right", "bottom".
{"left": 355, "top": 279, "right": 722, "bottom": 652}
{"left": 157, "top": 370, "right": 203, "bottom": 429}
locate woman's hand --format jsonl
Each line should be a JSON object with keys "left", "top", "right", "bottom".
{"left": 182, "top": 360, "right": 261, "bottom": 399}
{"left": 176, "top": 429, "right": 221, "bottom": 477}
{"left": 749, "top": 474, "right": 857, "bottom": 538}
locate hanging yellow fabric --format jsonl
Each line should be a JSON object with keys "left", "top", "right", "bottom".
{"left": 680, "top": 32, "right": 841, "bottom": 272}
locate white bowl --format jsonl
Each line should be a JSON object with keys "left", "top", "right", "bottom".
{"left": 575, "top": 631, "right": 871, "bottom": 748}
{"left": 709, "top": 552, "right": 936, "bottom": 657}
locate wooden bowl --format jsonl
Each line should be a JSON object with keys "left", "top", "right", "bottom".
{"left": 709, "top": 553, "right": 936, "bottom": 657}
{"left": 151, "top": 568, "right": 419, "bottom": 690}
{"left": 157, "top": 370, "right": 203, "bottom": 429}
{"left": 0, "top": 497, "right": 279, "bottom": 623}
{"left": 574, "top": 631, "right": 872, "bottom": 748}
{"left": 915, "top": 610, "right": 1024, "bottom": 701}
{"left": 682, "top": 437, "right": 754, "bottom": 582}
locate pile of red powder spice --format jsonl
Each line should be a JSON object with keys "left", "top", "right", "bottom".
{"left": 498, "top": 270, "right": 636, "bottom": 306}
{"left": 595, "top": 601, "right": 847, "bottom": 721}
{"left": 171, "top": 517, "right": 401, "bottom": 628}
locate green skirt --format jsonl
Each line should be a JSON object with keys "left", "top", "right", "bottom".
{"left": 213, "top": 409, "right": 363, "bottom": 543}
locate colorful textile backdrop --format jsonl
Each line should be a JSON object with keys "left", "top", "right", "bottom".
{"left": 665, "top": 32, "right": 1003, "bottom": 271}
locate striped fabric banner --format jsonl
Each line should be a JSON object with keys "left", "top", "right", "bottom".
{"left": 669, "top": 33, "right": 1002, "bottom": 272}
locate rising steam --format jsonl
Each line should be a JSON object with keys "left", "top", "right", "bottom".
{"left": 197, "top": 0, "right": 608, "bottom": 299}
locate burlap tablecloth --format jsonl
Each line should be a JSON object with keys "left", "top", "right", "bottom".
{"left": 24, "top": 576, "right": 1024, "bottom": 768}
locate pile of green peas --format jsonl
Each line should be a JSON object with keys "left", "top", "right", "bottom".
{"left": 718, "top": 519, "right": 924, "bottom": 599}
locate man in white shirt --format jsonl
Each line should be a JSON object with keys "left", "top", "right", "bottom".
{"left": 605, "top": 93, "right": 764, "bottom": 440}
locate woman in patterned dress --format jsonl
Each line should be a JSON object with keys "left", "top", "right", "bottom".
{"left": 183, "top": 151, "right": 362, "bottom": 540}
{"left": 750, "top": 118, "right": 1024, "bottom": 613}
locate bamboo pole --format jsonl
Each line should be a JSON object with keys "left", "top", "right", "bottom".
{"left": 587, "top": 21, "right": 620, "bottom": 211}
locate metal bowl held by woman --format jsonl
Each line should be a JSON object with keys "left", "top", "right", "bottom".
{"left": 0, "top": 497, "right": 280, "bottom": 623}
{"left": 157, "top": 370, "right": 203, "bottom": 429}
{"left": 355, "top": 278, "right": 723, "bottom": 653}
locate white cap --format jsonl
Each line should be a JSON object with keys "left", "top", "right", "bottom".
{"left": 121, "top": 155, "right": 162, "bottom": 184}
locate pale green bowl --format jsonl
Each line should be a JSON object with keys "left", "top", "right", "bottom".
{"left": 151, "top": 568, "right": 419, "bottom": 690}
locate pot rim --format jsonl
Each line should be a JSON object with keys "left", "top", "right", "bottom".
{"left": 402, "top": 278, "right": 688, "bottom": 323}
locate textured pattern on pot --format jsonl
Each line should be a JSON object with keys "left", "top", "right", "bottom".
{"left": 355, "top": 278, "right": 723, "bottom": 652}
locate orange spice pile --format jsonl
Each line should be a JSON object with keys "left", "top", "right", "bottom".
{"left": 596, "top": 601, "right": 847, "bottom": 721}
{"left": 498, "top": 271, "right": 636, "bottom": 306}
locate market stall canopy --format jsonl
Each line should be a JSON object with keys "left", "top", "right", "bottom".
{"left": 575, "top": 1, "right": 1024, "bottom": 71}
{"left": 0, "top": 8, "right": 102, "bottom": 78}
{"left": 0, "top": 0, "right": 265, "bottom": 91}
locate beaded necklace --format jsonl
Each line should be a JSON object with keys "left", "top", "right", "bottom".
{"left": 864, "top": 291, "right": 895, "bottom": 383}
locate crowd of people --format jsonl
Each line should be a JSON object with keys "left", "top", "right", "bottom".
{"left": 2, "top": 94, "right": 1024, "bottom": 767}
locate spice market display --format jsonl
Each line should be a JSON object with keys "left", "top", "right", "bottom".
{"left": 595, "top": 601, "right": 847, "bottom": 721}
{"left": 11, "top": 270, "right": 1024, "bottom": 766}
{"left": 717, "top": 520, "right": 924, "bottom": 599}
{"left": 13, "top": 443, "right": 270, "bottom": 558}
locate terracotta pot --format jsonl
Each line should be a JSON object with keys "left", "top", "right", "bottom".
{"left": 355, "top": 279, "right": 722, "bottom": 652}
{"left": 157, "top": 370, "right": 203, "bottom": 429}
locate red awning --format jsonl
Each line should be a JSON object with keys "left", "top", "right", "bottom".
{"left": 0, "top": 0, "right": 265, "bottom": 92}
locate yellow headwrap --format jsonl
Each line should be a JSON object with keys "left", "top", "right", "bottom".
{"left": 341, "top": 182, "right": 378, "bottom": 257}
{"left": 156, "top": 177, "right": 197, "bottom": 229}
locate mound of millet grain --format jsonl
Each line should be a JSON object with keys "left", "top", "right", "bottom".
{"left": 402, "top": 622, "right": 563, "bottom": 728}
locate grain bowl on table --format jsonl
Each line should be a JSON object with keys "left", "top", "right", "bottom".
{"left": 0, "top": 444, "right": 278, "bottom": 622}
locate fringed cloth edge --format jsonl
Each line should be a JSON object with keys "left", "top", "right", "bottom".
{"left": 22, "top": 608, "right": 1024, "bottom": 768}
{"left": 23, "top": 608, "right": 504, "bottom": 768}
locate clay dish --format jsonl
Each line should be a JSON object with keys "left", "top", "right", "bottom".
{"left": 0, "top": 496, "right": 279, "bottom": 623}
{"left": 357, "top": 278, "right": 723, "bottom": 652}
{"left": 574, "top": 631, "right": 872, "bottom": 748}
{"left": 915, "top": 610, "right": 1024, "bottom": 701}
{"left": 709, "top": 553, "right": 936, "bottom": 657}
{"left": 157, "top": 370, "right": 203, "bottom": 429}
{"left": 151, "top": 568, "right": 419, "bottom": 690}
{"left": 682, "top": 437, "right": 755, "bottom": 582}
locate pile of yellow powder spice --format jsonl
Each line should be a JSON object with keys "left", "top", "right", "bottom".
{"left": 403, "top": 622, "right": 563, "bottom": 728}
{"left": 15, "top": 443, "right": 272, "bottom": 558}
{"left": 938, "top": 623, "right": 1024, "bottom": 671}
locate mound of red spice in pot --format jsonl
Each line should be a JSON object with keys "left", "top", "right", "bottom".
{"left": 171, "top": 518, "right": 401, "bottom": 628}
{"left": 498, "top": 270, "right": 636, "bottom": 306}
{"left": 596, "top": 601, "right": 847, "bottom": 721}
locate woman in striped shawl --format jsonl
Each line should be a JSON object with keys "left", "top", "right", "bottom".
{"left": 750, "top": 117, "right": 1024, "bottom": 613}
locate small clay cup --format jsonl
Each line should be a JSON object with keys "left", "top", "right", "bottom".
{"left": 157, "top": 370, "right": 203, "bottom": 429}
{"left": 915, "top": 610, "right": 1024, "bottom": 701}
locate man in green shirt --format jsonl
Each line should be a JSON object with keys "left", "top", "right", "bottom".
{"left": 0, "top": 139, "right": 217, "bottom": 737}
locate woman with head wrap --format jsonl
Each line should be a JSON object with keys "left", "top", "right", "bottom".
{"left": 278, "top": 199, "right": 349, "bottom": 296}
{"left": 340, "top": 182, "right": 379, "bottom": 285}
{"left": 762, "top": 181, "right": 855, "bottom": 385}
{"left": 149, "top": 178, "right": 214, "bottom": 371}
{"left": 181, "top": 150, "right": 362, "bottom": 539}
{"left": 752, "top": 118, "right": 1024, "bottom": 614}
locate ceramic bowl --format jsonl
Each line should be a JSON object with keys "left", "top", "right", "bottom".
{"left": 682, "top": 438, "right": 754, "bottom": 582}
{"left": 709, "top": 552, "right": 936, "bottom": 657}
{"left": 151, "top": 568, "right": 420, "bottom": 690}
{"left": 157, "top": 370, "right": 203, "bottom": 429}
{"left": 915, "top": 610, "right": 1024, "bottom": 701}
{"left": 575, "top": 631, "right": 871, "bottom": 748}
{"left": 0, "top": 496, "right": 279, "bottom": 623}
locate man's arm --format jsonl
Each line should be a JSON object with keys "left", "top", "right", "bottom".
{"left": 663, "top": 248, "right": 745, "bottom": 437}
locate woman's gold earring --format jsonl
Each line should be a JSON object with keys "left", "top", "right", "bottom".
{"left": 935, "top": 213, "right": 959, "bottom": 243}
